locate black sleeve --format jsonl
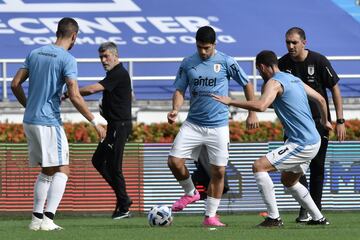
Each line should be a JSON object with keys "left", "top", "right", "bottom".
{"left": 99, "top": 72, "right": 118, "bottom": 92}
{"left": 318, "top": 56, "right": 339, "bottom": 89}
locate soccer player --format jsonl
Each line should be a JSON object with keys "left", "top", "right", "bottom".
{"left": 167, "top": 26, "right": 259, "bottom": 227}
{"left": 213, "top": 50, "right": 332, "bottom": 227}
{"left": 75, "top": 42, "right": 133, "bottom": 219}
{"left": 11, "top": 17, "right": 106, "bottom": 231}
{"left": 278, "top": 27, "right": 346, "bottom": 222}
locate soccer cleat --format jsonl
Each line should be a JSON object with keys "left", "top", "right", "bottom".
{"left": 256, "top": 217, "right": 284, "bottom": 227}
{"left": 40, "top": 216, "right": 63, "bottom": 231}
{"left": 295, "top": 211, "right": 312, "bottom": 223}
{"left": 28, "top": 215, "right": 42, "bottom": 231}
{"left": 307, "top": 217, "right": 330, "bottom": 225}
{"left": 112, "top": 211, "right": 131, "bottom": 220}
{"left": 172, "top": 190, "right": 200, "bottom": 212}
{"left": 203, "top": 215, "right": 226, "bottom": 227}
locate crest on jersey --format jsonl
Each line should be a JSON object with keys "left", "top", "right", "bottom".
{"left": 307, "top": 65, "right": 315, "bottom": 76}
{"left": 214, "top": 64, "right": 221, "bottom": 73}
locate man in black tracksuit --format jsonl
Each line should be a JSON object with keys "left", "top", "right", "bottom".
{"left": 278, "top": 27, "right": 346, "bottom": 222}
{"left": 78, "top": 42, "right": 133, "bottom": 219}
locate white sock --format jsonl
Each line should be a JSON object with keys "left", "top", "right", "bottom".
{"left": 45, "top": 172, "right": 68, "bottom": 214}
{"left": 287, "top": 182, "right": 323, "bottom": 221}
{"left": 179, "top": 178, "right": 196, "bottom": 196}
{"left": 205, "top": 196, "right": 220, "bottom": 217}
{"left": 254, "top": 172, "right": 280, "bottom": 219}
{"left": 33, "top": 173, "right": 53, "bottom": 214}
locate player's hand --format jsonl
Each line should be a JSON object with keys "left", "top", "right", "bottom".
{"left": 212, "top": 94, "right": 231, "bottom": 105}
{"left": 336, "top": 123, "right": 346, "bottom": 142}
{"left": 167, "top": 110, "right": 178, "bottom": 124}
{"left": 321, "top": 120, "right": 333, "bottom": 132}
{"left": 95, "top": 124, "right": 106, "bottom": 141}
{"left": 246, "top": 111, "right": 259, "bottom": 129}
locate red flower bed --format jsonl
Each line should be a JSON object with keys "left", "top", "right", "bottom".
{"left": 1, "top": 120, "right": 359, "bottom": 143}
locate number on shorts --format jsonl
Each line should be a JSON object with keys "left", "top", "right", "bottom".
{"left": 278, "top": 147, "right": 289, "bottom": 155}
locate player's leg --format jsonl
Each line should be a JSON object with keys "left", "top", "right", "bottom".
{"left": 308, "top": 136, "right": 328, "bottom": 210}
{"left": 252, "top": 155, "right": 283, "bottom": 227}
{"left": 202, "top": 125, "right": 229, "bottom": 227}
{"left": 168, "top": 121, "right": 202, "bottom": 212}
{"left": 40, "top": 126, "right": 69, "bottom": 231}
{"left": 110, "top": 121, "right": 133, "bottom": 220}
{"left": 282, "top": 171, "right": 329, "bottom": 225}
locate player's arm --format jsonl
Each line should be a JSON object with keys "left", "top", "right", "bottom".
{"left": 65, "top": 77, "right": 106, "bottom": 139}
{"left": 11, "top": 68, "right": 29, "bottom": 108}
{"left": 213, "top": 79, "right": 281, "bottom": 112}
{"left": 330, "top": 83, "right": 346, "bottom": 141}
{"left": 168, "top": 89, "right": 184, "bottom": 124}
{"left": 79, "top": 83, "right": 105, "bottom": 96}
{"left": 243, "top": 82, "right": 259, "bottom": 129}
{"left": 303, "top": 83, "right": 333, "bottom": 131}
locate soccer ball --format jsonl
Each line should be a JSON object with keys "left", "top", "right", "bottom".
{"left": 147, "top": 205, "right": 173, "bottom": 227}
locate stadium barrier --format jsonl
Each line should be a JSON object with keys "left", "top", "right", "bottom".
{"left": 1, "top": 56, "right": 360, "bottom": 101}
{"left": 1, "top": 142, "right": 360, "bottom": 213}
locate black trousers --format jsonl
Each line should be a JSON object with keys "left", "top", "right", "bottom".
{"left": 92, "top": 121, "right": 132, "bottom": 212}
{"left": 299, "top": 125, "right": 329, "bottom": 211}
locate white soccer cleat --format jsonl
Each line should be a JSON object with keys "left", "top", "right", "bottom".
{"left": 28, "top": 215, "right": 42, "bottom": 231}
{"left": 40, "top": 216, "right": 63, "bottom": 231}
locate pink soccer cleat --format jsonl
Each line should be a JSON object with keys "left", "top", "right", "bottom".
{"left": 203, "top": 215, "right": 226, "bottom": 227}
{"left": 172, "top": 191, "right": 200, "bottom": 212}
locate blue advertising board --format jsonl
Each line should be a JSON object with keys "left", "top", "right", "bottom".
{"left": 0, "top": 0, "right": 360, "bottom": 59}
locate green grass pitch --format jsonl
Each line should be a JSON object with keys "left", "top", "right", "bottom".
{"left": 0, "top": 212, "right": 359, "bottom": 240}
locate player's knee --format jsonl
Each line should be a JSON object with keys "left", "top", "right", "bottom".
{"left": 252, "top": 161, "right": 263, "bottom": 173}
{"left": 167, "top": 156, "right": 182, "bottom": 170}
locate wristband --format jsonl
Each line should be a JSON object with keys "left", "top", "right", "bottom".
{"left": 336, "top": 118, "right": 345, "bottom": 124}
{"left": 90, "top": 116, "right": 100, "bottom": 126}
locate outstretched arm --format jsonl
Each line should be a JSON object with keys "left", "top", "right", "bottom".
{"left": 213, "top": 79, "right": 281, "bottom": 112}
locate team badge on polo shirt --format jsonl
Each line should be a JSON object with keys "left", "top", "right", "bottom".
{"left": 307, "top": 65, "right": 315, "bottom": 76}
{"left": 214, "top": 64, "right": 221, "bottom": 73}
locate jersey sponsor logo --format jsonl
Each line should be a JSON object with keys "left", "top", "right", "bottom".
{"left": 193, "top": 76, "right": 217, "bottom": 86}
{"left": 214, "top": 64, "right": 221, "bottom": 73}
{"left": 307, "top": 65, "right": 315, "bottom": 76}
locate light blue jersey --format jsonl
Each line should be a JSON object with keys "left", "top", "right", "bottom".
{"left": 174, "top": 51, "right": 249, "bottom": 127}
{"left": 272, "top": 72, "right": 320, "bottom": 145}
{"left": 23, "top": 45, "right": 77, "bottom": 126}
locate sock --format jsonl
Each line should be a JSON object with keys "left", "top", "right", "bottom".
{"left": 205, "top": 196, "right": 220, "bottom": 217}
{"left": 33, "top": 212, "right": 43, "bottom": 219}
{"left": 45, "top": 172, "right": 68, "bottom": 215}
{"left": 44, "top": 211, "right": 55, "bottom": 220}
{"left": 33, "top": 173, "right": 53, "bottom": 214}
{"left": 254, "top": 172, "right": 280, "bottom": 219}
{"left": 287, "top": 182, "right": 323, "bottom": 221}
{"left": 179, "top": 178, "right": 196, "bottom": 196}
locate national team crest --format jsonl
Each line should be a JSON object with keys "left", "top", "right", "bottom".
{"left": 307, "top": 65, "right": 315, "bottom": 76}
{"left": 214, "top": 64, "right": 221, "bottom": 73}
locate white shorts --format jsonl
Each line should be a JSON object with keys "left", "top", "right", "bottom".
{"left": 169, "top": 121, "right": 229, "bottom": 166}
{"left": 23, "top": 123, "right": 69, "bottom": 167}
{"left": 266, "top": 140, "right": 321, "bottom": 174}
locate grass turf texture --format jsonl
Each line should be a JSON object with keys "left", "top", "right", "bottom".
{"left": 0, "top": 212, "right": 358, "bottom": 240}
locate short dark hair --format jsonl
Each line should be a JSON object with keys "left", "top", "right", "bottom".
{"left": 56, "top": 17, "right": 79, "bottom": 38}
{"left": 196, "top": 26, "right": 216, "bottom": 44}
{"left": 286, "top": 27, "right": 306, "bottom": 40}
{"left": 256, "top": 50, "right": 278, "bottom": 67}
{"left": 98, "top": 42, "right": 119, "bottom": 57}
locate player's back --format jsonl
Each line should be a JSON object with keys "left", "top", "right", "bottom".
{"left": 23, "top": 44, "right": 77, "bottom": 126}
{"left": 272, "top": 72, "right": 320, "bottom": 145}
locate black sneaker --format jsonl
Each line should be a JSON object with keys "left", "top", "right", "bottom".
{"left": 112, "top": 211, "right": 131, "bottom": 220}
{"left": 256, "top": 217, "right": 284, "bottom": 227}
{"left": 295, "top": 211, "right": 312, "bottom": 223}
{"left": 307, "top": 217, "right": 330, "bottom": 225}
